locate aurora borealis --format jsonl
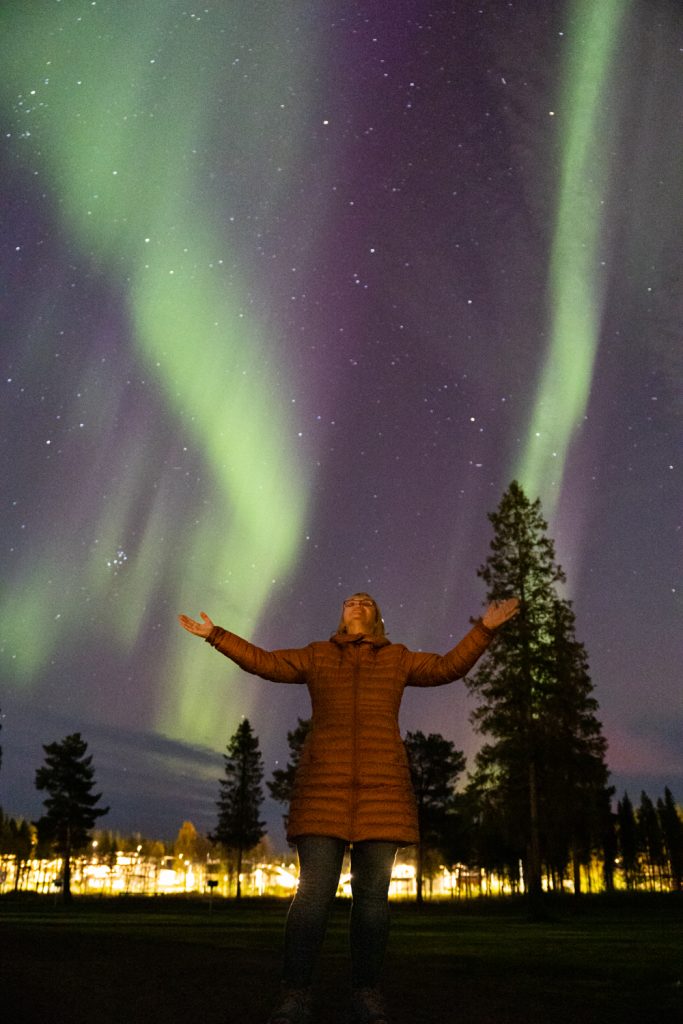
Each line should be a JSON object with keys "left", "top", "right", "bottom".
{"left": 514, "top": 0, "right": 627, "bottom": 508}
{"left": 1, "top": 0, "right": 681, "bottom": 842}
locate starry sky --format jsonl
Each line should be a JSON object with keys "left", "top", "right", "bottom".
{"left": 1, "top": 0, "right": 681, "bottom": 848}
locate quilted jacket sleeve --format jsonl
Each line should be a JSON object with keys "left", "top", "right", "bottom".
{"left": 205, "top": 626, "right": 310, "bottom": 684}
{"left": 404, "top": 620, "right": 495, "bottom": 687}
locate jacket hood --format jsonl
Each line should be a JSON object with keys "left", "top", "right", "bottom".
{"left": 329, "top": 631, "right": 391, "bottom": 649}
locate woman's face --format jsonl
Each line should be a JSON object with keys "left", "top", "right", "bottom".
{"left": 341, "top": 594, "right": 377, "bottom": 634}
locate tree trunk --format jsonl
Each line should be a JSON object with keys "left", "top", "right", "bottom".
{"left": 527, "top": 760, "right": 543, "bottom": 913}
{"left": 63, "top": 854, "right": 73, "bottom": 904}
{"left": 572, "top": 847, "right": 582, "bottom": 895}
{"left": 236, "top": 845, "right": 243, "bottom": 901}
{"left": 415, "top": 839, "right": 424, "bottom": 910}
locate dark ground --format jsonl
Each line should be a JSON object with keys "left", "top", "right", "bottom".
{"left": 1, "top": 893, "right": 681, "bottom": 1024}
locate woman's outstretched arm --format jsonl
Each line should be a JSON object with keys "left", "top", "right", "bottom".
{"left": 405, "top": 596, "right": 519, "bottom": 687}
{"left": 178, "top": 610, "right": 309, "bottom": 684}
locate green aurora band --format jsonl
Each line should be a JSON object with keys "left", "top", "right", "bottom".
{"left": 514, "top": 0, "right": 631, "bottom": 514}
{"left": 1, "top": 3, "right": 314, "bottom": 745}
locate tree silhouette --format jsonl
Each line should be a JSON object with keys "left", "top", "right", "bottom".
{"left": 466, "top": 481, "right": 610, "bottom": 906}
{"left": 0, "top": 811, "right": 35, "bottom": 892}
{"left": 34, "top": 732, "right": 109, "bottom": 902}
{"left": 637, "top": 791, "right": 665, "bottom": 890}
{"left": 538, "top": 597, "right": 612, "bottom": 893}
{"left": 616, "top": 791, "right": 638, "bottom": 889}
{"left": 9, "top": 818, "right": 34, "bottom": 892}
{"left": 405, "top": 730, "right": 466, "bottom": 907}
{"left": 267, "top": 717, "right": 311, "bottom": 836}
{"left": 598, "top": 786, "right": 618, "bottom": 893}
{"left": 211, "top": 719, "right": 265, "bottom": 899}
{"left": 465, "top": 763, "right": 525, "bottom": 893}
{"left": 657, "top": 788, "right": 683, "bottom": 891}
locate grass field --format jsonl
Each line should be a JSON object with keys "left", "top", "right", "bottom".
{"left": 1, "top": 893, "right": 681, "bottom": 1024}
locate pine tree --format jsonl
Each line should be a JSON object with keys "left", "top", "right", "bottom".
{"left": 598, "top": 786, "right": 618, "bottom": 893}
{"left": 466, "top": 481, "right": 610, "bottom": 905}
{"left": 637, "top": 791, "right": 665, "bottom": 889}
{"left": 267, "top": 717, "right": 311, "bottom": 836}
{"left": 404, "top": 730, "right": 466, "bottom": 907}
{"left": 617, "top": 792, "right": 639, "bottom": 889}
{"left": 465, "top": 765, "right": 524, "bottom": 891}
{"left": 0, "top": 812, "right": 35, "bottom": 892}
{"left": 539, "top": 598, "right": 611, "bottom": 893}
{"left": 9, "top": 819, "right": 34, "bottom": 893}
{"left": 211, "top": 719, "right": 265, "bottom": 899}
{"left": 34, "top": 732, "right": 109, "bottom": 902}
{"left": 657, "top": 787, "right": 683, "bottom": 891}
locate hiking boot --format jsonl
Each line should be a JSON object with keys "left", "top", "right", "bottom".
{"left": 351, "top": 987, "right": 389, "bottom": 1024}
{"left": 267, "top": 985, "right": 313, "bottom": 1024}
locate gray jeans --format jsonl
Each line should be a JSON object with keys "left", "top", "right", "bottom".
{"left": 283, "top": 835, "right": 398, "bottom": 988}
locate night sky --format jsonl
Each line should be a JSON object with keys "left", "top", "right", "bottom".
{"left": 1, "top": 0, "right": 681, "bottom": 848}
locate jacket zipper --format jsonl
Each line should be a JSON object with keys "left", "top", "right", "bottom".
{"left": 349, "top": 641, "right": 361, "bottom": 837}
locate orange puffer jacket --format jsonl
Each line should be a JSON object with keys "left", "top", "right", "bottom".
{"left": 206, "top": 621, "right": 494, "bottom": 845}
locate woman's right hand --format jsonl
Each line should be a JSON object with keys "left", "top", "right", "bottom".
{"left": 178, "top": 611, "right": 215, "bottom": 638}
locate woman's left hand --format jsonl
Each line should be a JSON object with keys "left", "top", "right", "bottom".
{"left": 482, "top": 597, "right": 520, "bottom": 630}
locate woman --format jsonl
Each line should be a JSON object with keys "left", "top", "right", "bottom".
{"left": 179, "top": 592, "right": 518, "bottom": 1024}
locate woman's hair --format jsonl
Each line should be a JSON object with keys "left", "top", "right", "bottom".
{"left": 336, "top": 592, "right": 387, "bottom": 638}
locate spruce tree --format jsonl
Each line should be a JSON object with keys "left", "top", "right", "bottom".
{"left": 466, "top": 481, "right": 610, "bottom": 904}
{"left": 34, "top": 732, "right": 109, "bottom": 902}
{"left": 404, "top": 730, "right": 466, "bottom": 906}
{"left": 598, "top": 785, "right": 618, "bottom": 893}
{"left": 539, "top": 597, "right": 611, "bottom": 892}
{"left": 616, "top": 792, "right": 639, "bottom": 889}
{"left": 211, "top": 718, "right": 265, "bottom": 899}
{"left": 657, "top": 788, "right": 683, "bottom": 891}
{"left": 267, "top": 717, "right": 311, "bottom": 836}
{"left": 465, "top": 766, "right": 524, "bottom": 891}
{"left": 637, "top": 791, "right": 665, "bottom": 889}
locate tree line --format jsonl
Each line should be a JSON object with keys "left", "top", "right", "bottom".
{"left": 2, "top": 719, "right": 681, "bottom": 903}
{"left": 2, "top": 482, "right": 682, "bottom": 902}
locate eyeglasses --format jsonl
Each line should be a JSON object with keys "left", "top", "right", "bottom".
{"left": 343, "top": 599, "right": 374, "bottom": 609}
